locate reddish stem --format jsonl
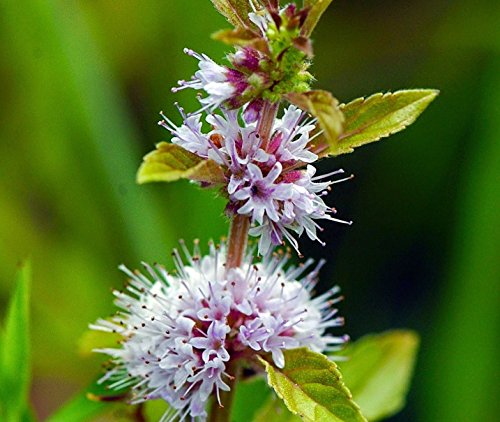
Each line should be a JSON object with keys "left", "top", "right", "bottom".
{"left": 225, "top": 214, "right": 251, "bottom": 269}
{"left": 213, "top": 100, "right": 280, "bottom": 422}
{"left": 225, "top": 100, "right": 279, "bottom": 270}
{"left": 257, "top": 100, "right": 279, "bottom": 151}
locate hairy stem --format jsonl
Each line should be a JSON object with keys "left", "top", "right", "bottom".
{"left": 257, "top": 100, "right": 279, "bottom": 151}
{"left": 226, "top": 214, "right": 251, "bottom": 269}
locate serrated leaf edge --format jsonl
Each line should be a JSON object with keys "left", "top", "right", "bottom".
{"left": 258, "top": 350, "right": 367, "bottom": 422}
{"left": 335, "top": 89, "right": 439, "bottom": 154}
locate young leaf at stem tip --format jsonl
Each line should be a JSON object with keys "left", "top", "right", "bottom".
{"left": 137, "top": 142, "right": 225, "bottom": 185}
{"left": 301, "top": 0, "right": 334, "bottom": 37}
{"left": 211, "top": 0, "right": 261, "bottom": 28}
{"left": 212, "top": 27, "right": 259, "bottom": 46}
{"left": 258, "top": 348, "right": 367, "bottom": 422}
{"left": 331, "top": 89, "right": 439, "bottom": 156}
{"left": 337, "top": 331, "right": 420, "bottom": 421}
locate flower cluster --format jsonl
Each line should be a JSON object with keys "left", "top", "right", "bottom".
{"left": 159, "top": 105, "right": 352, "bottom": 255}
{"left": 92, "top": 242, "right": 347, "bottom": 421}
{"left": 174, "top": 3, "right": 313, "bottom": 114}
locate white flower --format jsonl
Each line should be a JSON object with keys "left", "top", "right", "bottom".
{"left": 91, "top": 242, "right": 347, "bottom": 421}
{"left": 158, "top": 107, "right": 210, "bottom": 158}
{"left": 269, "top": 106, "right": 318, "bottom": 163}
{"left": 158, "top": 105, "right": 352, "bottom": 255}
{"left": 173, "top": 49, "right": 249, "bottom": 112}
{"left": 233, "top": 162, "right": 290, "bottom": 224}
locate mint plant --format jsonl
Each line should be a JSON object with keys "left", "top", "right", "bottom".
{"left": 91, "top": 1, "right": 437, "bottom": 421}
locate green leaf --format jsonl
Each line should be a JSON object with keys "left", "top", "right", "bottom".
{"left": 254, "top": 396, "right": 301, "bottom": 422}
{"left": 338, "top": 331, "right": 420, "bottom": 421}
{"left": 137, "top": 142, "right": 225, "bottom": 185}
{"left": 259, "top": 348, "right": 367, "bottom": 422}
{"left": 46, "top": 392, "right": 106, "bottom": 422}
{"left": 210, "top": 0, "right": 257, "bottom": 28}
{"left": 302, "top": 0, "right": 334, "bottom": 37}
{"left": 287, "top": 90, "right": 344, "bottom": 146}
{"left": 333, "top": 89, "right": 439, "bottom": 156}
{"left": 232, "top": 377, "right": 271, "bottom": 422}
{"left": 0, "top": 262, "right": 31, "bottom": 422}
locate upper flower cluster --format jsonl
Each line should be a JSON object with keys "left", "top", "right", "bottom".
{"left": 92, "top": 242, "right": 347, "bottom": 421}
{"left": 174, "top": 3, "right": 313, "bottom": 114}
{"left": 159, "top": 105, "right": 352, "bottom": 255}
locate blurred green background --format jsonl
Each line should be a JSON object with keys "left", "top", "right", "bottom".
{"left": 0, "top": 0, "right": 498, "bottom": 420}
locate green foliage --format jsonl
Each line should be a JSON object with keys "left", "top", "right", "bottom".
{"left": 338, "top": 331, "right": 420, "bottom": 421}
{"left": 137, "top": 142, "right": 225, "bottom": 185}
{"left": 259, "top": 348, "right": 367, "bottom": 422}
{"left": 254, "top": 396, "right": 301, "bottom": 422}
{"left": 47, "top": 376, "right": 170, "bottom": 422}
{"left": 46, "top": 374, "right": 133, "bottom": 422}
{"left": 46, "top": 389, "right": 107, "bottom": 422}
{"left": 332, "top": 90, "right": 439, "bottom": 156}
{"left": 302, "top": 0, "right": 334, "bottom": 37}
{"left": 423, "top": 56, "right": 500, "bottom": 421}
{"left": 0, "top": 263, "right": 31, "bottom": 422}
{"left": 231, "top": 377, "right": 271, "bottom": 422}
{"left": 287, "top": 90, "right": 344, "bottom": 146}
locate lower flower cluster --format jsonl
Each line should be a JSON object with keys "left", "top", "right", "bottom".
{"left": 91, "top": 242, "right": 347, "bottom": 421}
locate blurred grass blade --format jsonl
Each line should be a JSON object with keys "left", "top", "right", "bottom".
{"left": 45, "top": 392, "right": 106, "bottom": 422}
{"left": 46, "top": 377, "right": 127, "bottom": 422}
{"left": 259, "top": 348, "right": 367, "bottom": 422}
{"left": 423, "top": 56, "right": 500, "bottom": 422}
{"left": 338, "top": 331, "right": 419, "bottom": 421}
{"left": 0, "top": 262, "right": 31, "bottom": 422}
{"left": 2, "top": 0, "right": 175, "bottom": 260}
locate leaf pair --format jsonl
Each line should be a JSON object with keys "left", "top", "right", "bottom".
{"left": 289, "top": 89, "right": 439, "bottom": 157}
{"left": 137, "top": 90, "right": 438, "bottom": 188}
{"left": 258, "top": 331, "right": 419, "bottom": 421}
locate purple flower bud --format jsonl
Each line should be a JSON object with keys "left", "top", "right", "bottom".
{"left": 230, "top": 47, "right": 262, "bottom": 72}
{"left": 243, "top": 98, "right": 264, "bottom": 124}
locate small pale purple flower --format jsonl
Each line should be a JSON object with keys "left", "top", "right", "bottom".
{"left": 158, "top": 104, "right": 352, "bottom": 255}
{"left": 173, "top": 49, "right": 249, "bottom": 112}
{"left": 233, "top": 162, "right": 290, "bottom": 224}
{"left": 91, "top": 242, "right": 347, "bottom": 421}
